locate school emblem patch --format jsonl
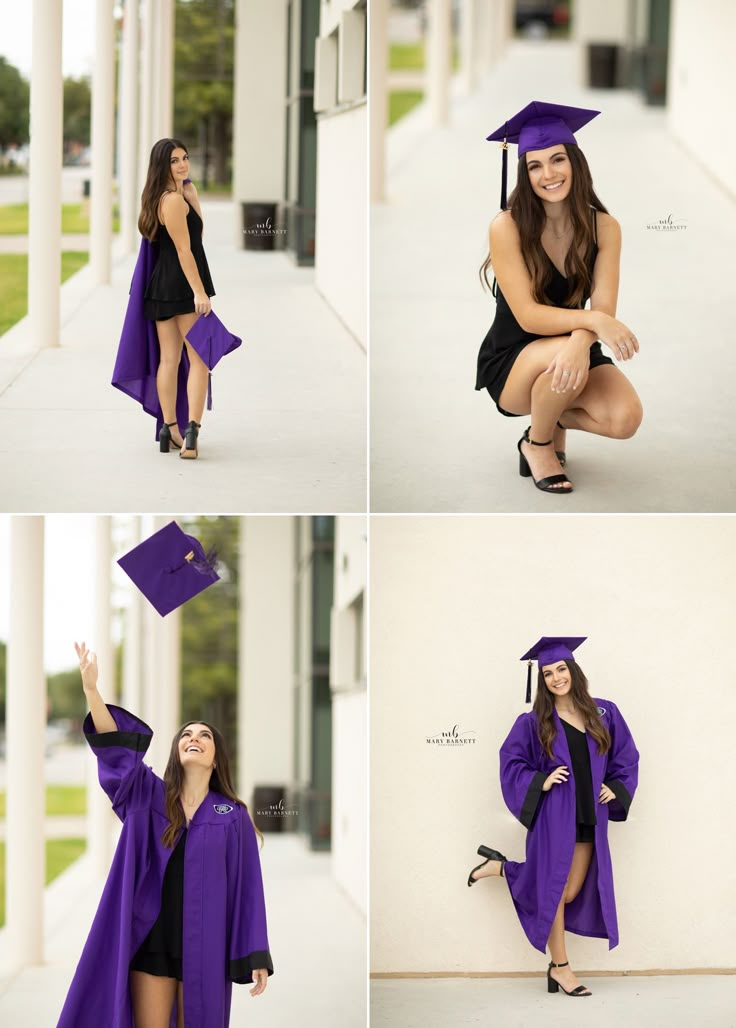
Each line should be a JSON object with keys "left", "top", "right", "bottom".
{"left": 597, "top": 706, "right": 606, "bottom": 716}
{"left": 213, "top": 803, "right": 233, "bottom": 814}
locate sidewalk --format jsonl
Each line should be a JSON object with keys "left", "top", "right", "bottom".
{"left": 0, "top": 832, "right": 366, "bottom": 1027}
{"left": 371, "top": 975, "right": 736, "bottom": 1027}
{"left": 371, "top": 40, "right": 736, "bottom": 512}
{"left": 0, "top": 201, "right": 365, "bottom": 513}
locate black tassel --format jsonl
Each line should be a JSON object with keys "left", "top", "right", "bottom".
{"left": 525, "top": 660, "right": 532, "bottom": 703}
{"left": 500, "top": 140, "right": 508, "bottom": 210}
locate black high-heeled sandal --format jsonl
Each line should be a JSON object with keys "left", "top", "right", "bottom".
{"left": 159, "top": 421, "right": 182, "bottom": 453}
{"left": 547, "top": 960, "right": 592, "bottom": 997}
{"left": 555, "top": 420, "right": 567, "bottom": 467}
{"left": 517, "top": 428, "right": 572, "bottom": 494}
{"left": 467, "top": 844, "right": 507, "bottom": 887}
{"left": 180, "top": 421, "right": 201, "bottom": 460}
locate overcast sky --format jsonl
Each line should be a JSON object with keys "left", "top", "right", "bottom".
{"left": 0, "top": 0, "right": 110, "bottom": 80}
{"left": 0, "top": 515, "right": 144, "bottom": 675}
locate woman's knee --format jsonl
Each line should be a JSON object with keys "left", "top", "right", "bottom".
{"left": 608, "top": 397, "right": 643, "bottom": 439}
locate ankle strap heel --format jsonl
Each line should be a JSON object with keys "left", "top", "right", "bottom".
{"left": 159, "top": 421, "right": 179, "bottom": 454}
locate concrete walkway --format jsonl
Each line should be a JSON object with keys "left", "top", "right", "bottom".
{"left": 0, "top": 201, "right": 365, "bottom": 513}
{"left": 371, "top": 975, "right": 736, "bottom": 1027}
{"left": 371, "top": 40, "right": 736, "bottom": 512}
{"left": 0, "top": 832, "right": 366, "bottom": 1027}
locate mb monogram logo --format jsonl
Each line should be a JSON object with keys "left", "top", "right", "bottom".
{"left": 213, "top": 804, "right": 233, "bottom": 814}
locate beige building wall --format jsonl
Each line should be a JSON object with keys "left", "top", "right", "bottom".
{"left": 371, "top": 515, "right": 736, "bottom": 972}
{"left": 314, "top": 1, "right": 367, "bottom": 345}
{"left": 232, "top": 0, "right": 288, "bottom": 247}
{"left": 667, "top": 0, "right": 736, "bottom": 199}
{"left": 331, "top": 516, "right": 367, "bottom": 913}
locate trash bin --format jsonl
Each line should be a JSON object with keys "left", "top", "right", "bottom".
{"left": 83, "top": 179, "right": 91, "bottom": 198}
{"left": 242, "top": 201, "right": 277, "bottom": 251}
{"left": 252, "top": 784, "right": 285, "bottom": 832}
{"left": 587, "top": 44, "right": 618, "bottom": 88}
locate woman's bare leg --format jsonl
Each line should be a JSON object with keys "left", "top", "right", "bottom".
{"left": 560, "top": 364, "right": 643, "bottom": 439}
{"left": 547, "top": 842, "right": 594, "bottom": 995}
{"left": 155, "top": 319, "right": 185, "bottom": 447}
{"left": 499, "top": 336, "right": 586, "bottom": 488}
{"left": 174, "top": 312, "right": 209, "bottom": 427}
{"left": 130, "top": 970, "right": 177, "bottom": 1028}
{"left": 176, "top": 980, "right": 185, "bottom": 1028}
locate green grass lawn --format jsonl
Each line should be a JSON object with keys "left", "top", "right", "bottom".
{"left": 0, "top": 784, "right": 87, "bottom": 817}
{"left": 0, "top": 252, "right": 89, "bottom": 337}
{"left": 389, "top": 90, "right": 425, "bottom": 126}
{"left": 0, "top": 203, "right": 120, "bottom": 235}
{"left": 390, "top": 42, "right": 425, "bottom": 70}
{"left": 0, "top": 838, "right": 86, "bottom": 927}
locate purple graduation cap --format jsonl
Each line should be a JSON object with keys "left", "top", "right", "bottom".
{"left": 485, "top": 101, "right": 601, "bottom": 210}
{"left": 117, "top": 520, "right": 219, "bottom": 617}
{"left": 519, "top": 636, "right": 587, "bottom": 703}
{"left": 185, "top": 311, "right": 243, "bottom": 411}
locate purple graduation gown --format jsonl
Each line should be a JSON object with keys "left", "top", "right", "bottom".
{"left": 57, "top": 706, "right": 273, "bottom": 1028}
{"left": 111, "top": 237, "right": 192, "bottom": 440}
{"left": 499, "top": 698, "right": 638, "bottom": 953}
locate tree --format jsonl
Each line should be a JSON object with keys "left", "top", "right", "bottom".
{"left": 0, "top": 57, "right": 30, "bottom": 149}
{"left": 180, "top": 515, "right": 239, "bottom": 766}
{"left": 174, "top": 0, "right": 235, "bottom": 187}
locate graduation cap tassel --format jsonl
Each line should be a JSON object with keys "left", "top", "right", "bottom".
{"left": 207, "top": 370, "right": 213, "bottom": 411}
{"left": 525, "top": 660, "right": 532, "bottom": 704}
{"left": 189, "top": 546, "right": 219, "bottom": 577}
{"left": 500, "top": 140, "right": 508, "bottom": 211}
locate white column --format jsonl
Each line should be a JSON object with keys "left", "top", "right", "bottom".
{"left": 122, "top": 516, "right": 143, "bottom": 713}
{"left": 160, "top": 603, "right": 181, "bottom": 748}
{"left": 138, "top": 0, "right": 156, "bottom": 201}
{"left": 238, "top": 517, "right": 294, "bottom": 804}
{"left": 370, "top": 0, "right": 388, "bottom": 203}
{"left": 459, "top": 0, "right": 477, "bottom": 93}
{"left": 143, "top": 516, "right": 181, "bottom": 772}
{"left": 87, "top": 517, "right": 114, "bottom": 878}
{"left": 90, "top": 0, "right": 115, "bottom": 284}
{"left": 157, "top": 0, "right": 174, "bottom": 139}
{"left": 427, "top": 0, "right": 452, "bottom": 127}
{"left": 120, "top": 0, "right": 141, "bottom": 254}
{"left": 6, "top": 517, "right": 45, "bottom": 971}
{"left": 28, "top": 0, "right": 62, "bottom": 350}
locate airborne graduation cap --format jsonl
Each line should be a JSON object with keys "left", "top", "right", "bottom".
{"left": 520, "top": 636, "right": 587, "bottom": 703}
{"left": 485, "top": 101, "right": 601, "bottom": 210}
{"left": 117, "top": 520, "right": 219, "bottom": 617}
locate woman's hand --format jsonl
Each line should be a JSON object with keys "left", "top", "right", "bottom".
{"left": 74, "top": 641, "right": 98, "bottom": 695}
{"left": 599, "top": 783, "right": 616, "bottom": 804}
{"left": 193, "top": 290, "right": 211, "bottom": 317}
{"left": 545, "top": 336, "right": 591, "bottom": 393}
{"left": 542, "top": 765, "right": 569, "bottom": 792}
{"left": 249, "top": 969, "right": 268, "bottom": 996}
{"left": 590, "top": 312, "right": 639, "bottom": 362}
{"left": 182, "top": 180, "right": 197, "bottom": 202}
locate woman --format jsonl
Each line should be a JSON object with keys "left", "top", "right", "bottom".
{"left": 467, "top": 636, "right": 638, "bottom": 998}
{"left": 114, "top": 138, "right": 215, "bottom": 459}
{"left": 58, "top": 642, "right": 273, "bottom": 1028}
{"left": 475, "top": 101, "right": 643, "bottom": 494}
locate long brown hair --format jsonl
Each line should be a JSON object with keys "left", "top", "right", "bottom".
{"left": 479, "top": 144, "right": 609, "bottom": 309}
{"left": 161, "top": 719, "right": 264, "bottom": 850}
{"left": 533, "top": 661, "right": 611, "bottom": 760}
{"left": 138, "top": 137, "right": 189, "bottom": 242}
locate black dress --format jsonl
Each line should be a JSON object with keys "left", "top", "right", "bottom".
{"left": 474, "top": 206, "right": 613, "bottom": 415}
{"left": 130, "top": 825, "right": 187, "bottom": 980}
{"left": 143, "top": 195, "right": 215, "bottom": 322}
{"left": 560, "top": 719, "right": 597, "bottom": 844}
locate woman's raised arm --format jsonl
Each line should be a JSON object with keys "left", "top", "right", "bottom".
{"left": 75, "top": 641, "right": 117, "bottom": 734}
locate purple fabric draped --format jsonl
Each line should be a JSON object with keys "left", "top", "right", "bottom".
{"left": 57, "top": 706, "right": 273, "bottom": 1028}
{"left": 111, "top": 238, "right": 190, "bottom": 440}
{"left": 499, "top": 699, "right": 638, "bottom": 953}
